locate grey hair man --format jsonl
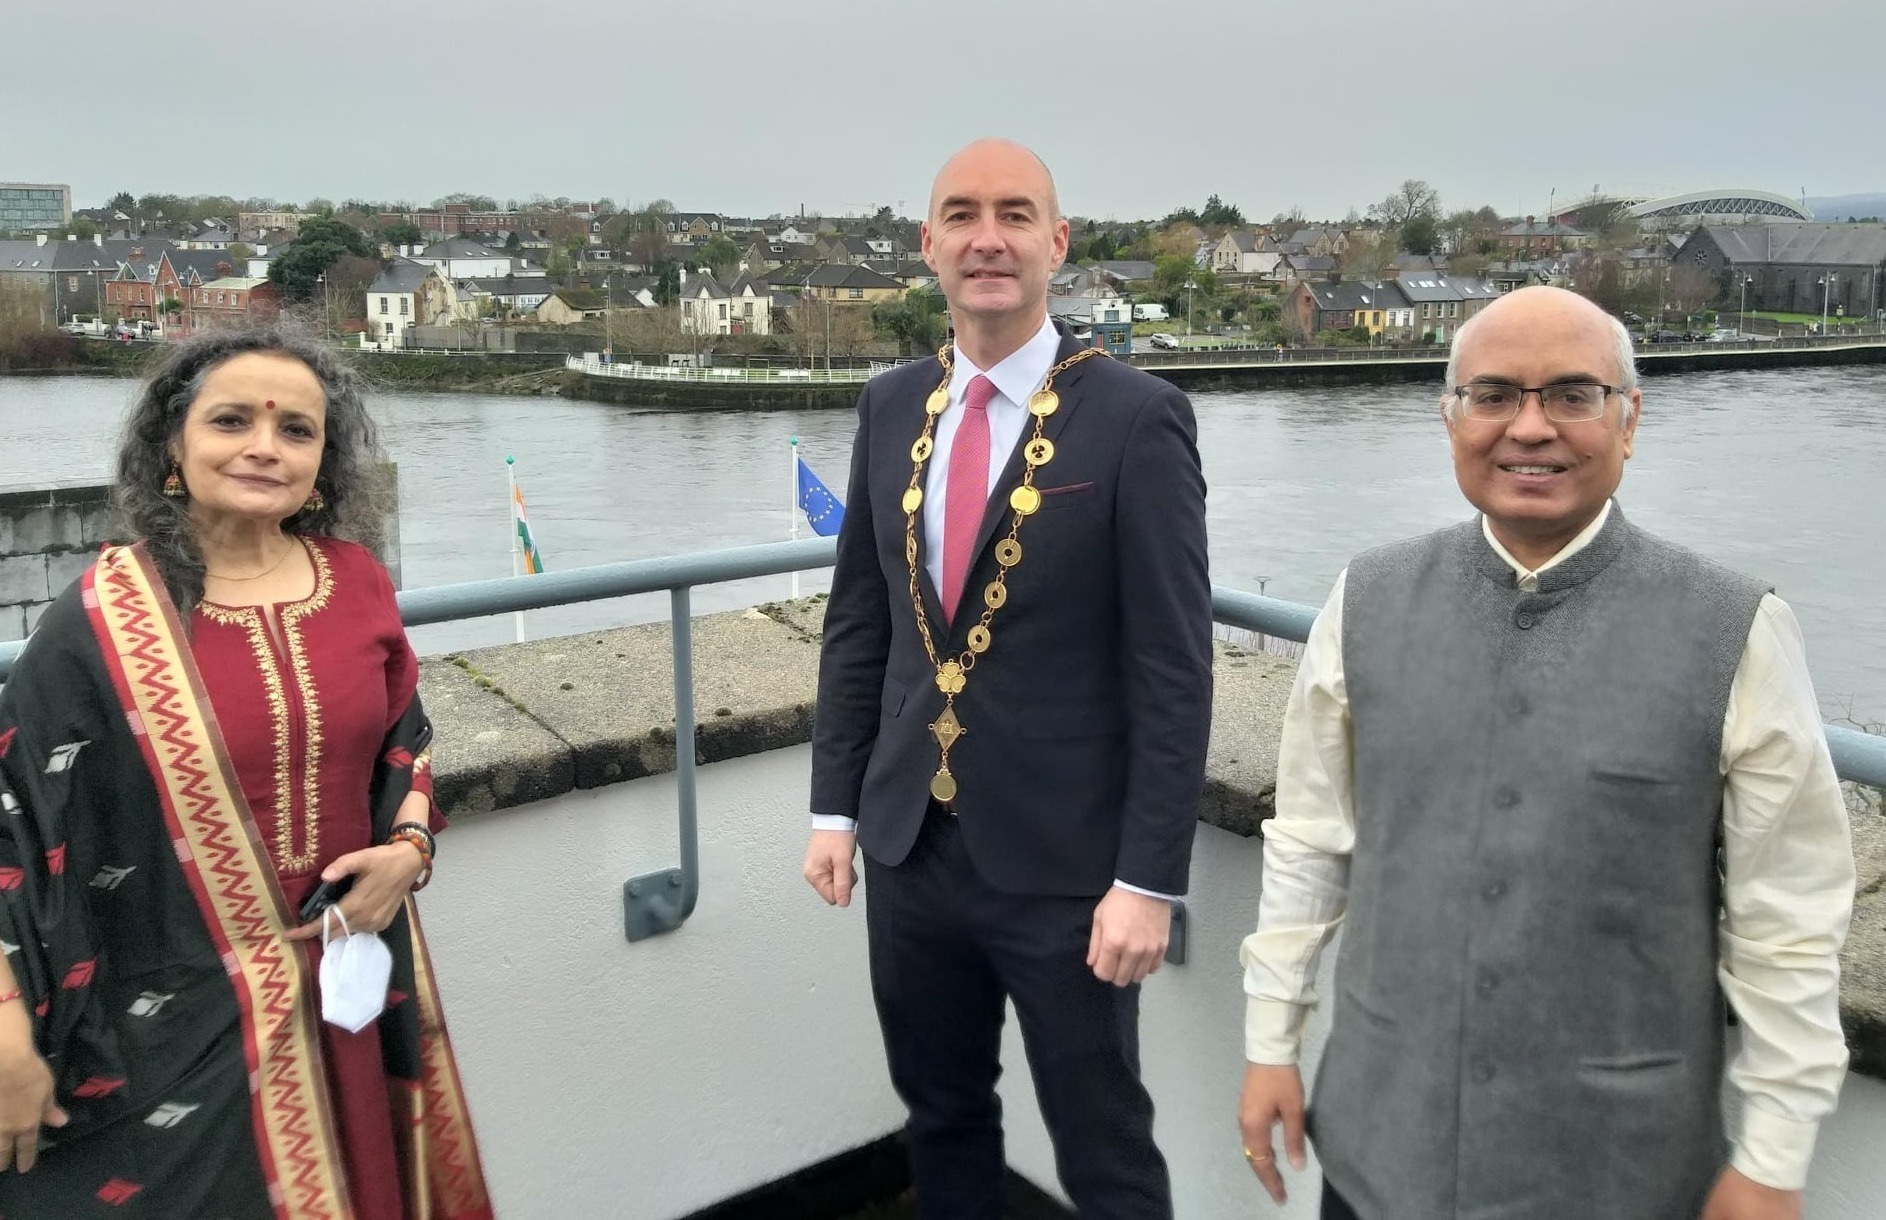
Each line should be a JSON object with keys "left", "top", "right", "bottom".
{"left": 1237, "top": 286, "right": 1854, "bottom": 1220}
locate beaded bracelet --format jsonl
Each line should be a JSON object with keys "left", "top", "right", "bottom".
{"left": 387, "top": 824, "right": 435, "bottom": 892}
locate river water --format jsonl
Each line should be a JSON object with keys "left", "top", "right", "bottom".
{"left": 3, "top": 368, "right": 1881, "bottom": 721}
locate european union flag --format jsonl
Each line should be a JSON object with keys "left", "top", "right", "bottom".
{"left": 797, "top": 456, "right": 846, "bottom": 537}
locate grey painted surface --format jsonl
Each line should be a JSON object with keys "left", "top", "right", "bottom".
{"left": 415, "top": 744, "right": 1886, "bottom": 1219}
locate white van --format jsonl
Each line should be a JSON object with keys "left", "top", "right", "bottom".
{"left": 1133, "top": 304, "right": 1169, "bottom": 321}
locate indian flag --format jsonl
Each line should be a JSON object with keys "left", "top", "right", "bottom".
{"left": 508, "top": 457, "right": 545, "bottom": 574}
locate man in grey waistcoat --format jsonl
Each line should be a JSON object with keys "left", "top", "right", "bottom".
{"left": 1235, "top": 286, "right": 1855, "bottom": 1220}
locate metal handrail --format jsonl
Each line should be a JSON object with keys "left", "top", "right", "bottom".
{"left": 565, "top": 356, "right": 900, "bottom": 384}
{"left": 2, "top": 540, "right": 1881, "bottom": 946}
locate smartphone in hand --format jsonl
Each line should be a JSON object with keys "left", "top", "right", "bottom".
{"left": 297, "top": 874, "right": 356, "bottom": 924}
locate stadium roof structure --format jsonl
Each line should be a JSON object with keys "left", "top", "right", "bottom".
{"left": 1626, "top": 190, "right": 1813, "bottom": 223}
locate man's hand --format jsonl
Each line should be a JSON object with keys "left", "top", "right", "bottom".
{"left": 1238, "top": 1062, "right": 1308, "bottom": 1205}
{"left": 1700, "top": 1167, "right": 1802, "bottom": 1220}
{"left": 1086, "top": 887, "right": 1171, "bottom": 986}
{"left": 803, "top": 830, "right": 858, "bottom": 907}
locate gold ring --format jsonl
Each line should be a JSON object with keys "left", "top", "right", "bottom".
{"left": 1243, "top": 1148, "right": 1273, "bottom": 1164}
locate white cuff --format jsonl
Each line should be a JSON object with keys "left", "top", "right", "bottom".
{"left": 1730, "top": 1102, "right": 1820, "bottom": 1192}
{"left": 810, "top": 814, "right": 858, "bottom": 833}
{"left": 1112, "top": 879, "right": 1181, "bottom": 902}
{"left": 1244, "top": 998, "right": 1308, "bottom": 1066}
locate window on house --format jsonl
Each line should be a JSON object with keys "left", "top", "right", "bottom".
{"left": 849, "top": 287, "right": 864, "bottom": 300}
{"left": 400, "top": 298, "right": 410, "bottom": 315}
{"left": 718, "top": 303, "right": 727, "bottom": 319}
{"left": 384, "top": 322, "right": 394, "bottom": 336}
{"left": 380, "top": 298, "right": 388, "bottom": 314}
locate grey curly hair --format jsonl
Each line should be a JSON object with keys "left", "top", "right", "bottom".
{"left": 113, "top": 329, "right": 389, "bottom": 613}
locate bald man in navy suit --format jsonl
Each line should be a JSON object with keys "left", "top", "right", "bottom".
{"left": 803, "top": 139, "right": 1213, "bottom": 1219}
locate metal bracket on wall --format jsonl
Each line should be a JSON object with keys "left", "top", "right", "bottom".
{"left": 1165, "top": 898, "right": 1187, "bottom": 967}
{"left": 623, "top": 587, "right": 702, "bottom": 942}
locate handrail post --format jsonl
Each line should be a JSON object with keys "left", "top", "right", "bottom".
{"left": 622, "top": 584, "right": 702, "bottom": 940}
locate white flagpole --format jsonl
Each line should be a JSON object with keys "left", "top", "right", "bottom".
{"left": 789, "top": 435, "right": 802, "bottom": 599}
{"left": 506, "top": 455, "right": 527, "bottom": 643}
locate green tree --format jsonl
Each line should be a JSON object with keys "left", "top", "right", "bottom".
{"left": 227, "top": 242, "right": 254, "bottom": 267}
{"left": 107, "top": 191, "right": 137, "bottom": 214}
{"left": 379, "top": 220, "right": 423, "bottom": 247}
{"left": 700, "top": 235, "right": 742, "bottom": 281}
{"left": 1400, "top": 213, "right": 1440, "bottom": 255}
{"left": 268, "top": 217, "right": 377, "bottom": 300}
{"left": 1199, "top": 194, "right": 1245, "bottom": 227}
{"left": 873, "top": 288, "right": 947, "bottom": 356}
{"left": 504, "top": 230, "right": 522, "bottom": 252}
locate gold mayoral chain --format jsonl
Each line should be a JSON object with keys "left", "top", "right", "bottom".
{"left": 902, "top": 341, "right": 1110, "bottom": 804}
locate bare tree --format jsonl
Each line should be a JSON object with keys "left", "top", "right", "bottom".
{"left": 1368, "top": 180, "right": 1443, "bottom": 229}
{"left": 1339, "top": 229, "right": 1397, "bottom": 282}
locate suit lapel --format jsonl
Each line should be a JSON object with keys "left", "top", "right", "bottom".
{"left": 967, "top": 331, "right": 1095, "bottom": 570}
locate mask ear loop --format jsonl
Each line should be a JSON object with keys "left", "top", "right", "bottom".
{"left": 322, "top": 906, "right": 352, "bottom": 942}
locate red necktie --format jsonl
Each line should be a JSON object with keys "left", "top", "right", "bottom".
{"left": 941, "top": 375, "right": 996, "bottom": 623}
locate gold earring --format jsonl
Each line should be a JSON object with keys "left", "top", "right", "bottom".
{"left": 163, "top": 466, "right": 185, "bottom": 498}
{"left": 303, "top": 487, "right": 326, "bottom": 513}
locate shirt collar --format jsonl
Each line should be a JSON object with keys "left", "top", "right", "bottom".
{"left": 1481, "top": 500, "right": 1613, "bottom": 585}
{"left": 947, "top": 316, "right": 1062, "bottom": 409}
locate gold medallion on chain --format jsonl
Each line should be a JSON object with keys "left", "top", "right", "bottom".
{"left": 900, "top": 341, "right": 1110, "bottom": 802}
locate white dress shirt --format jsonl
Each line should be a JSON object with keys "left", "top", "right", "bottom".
{"left": 1239, "top": 502, "right": 1855, "bottom": 1191}
{"left": 813, "top": 317, "right": 1177, "bottom": 902}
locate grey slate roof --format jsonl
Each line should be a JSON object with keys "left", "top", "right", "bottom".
{"left": 1300, "top": 279, "right": 1409, "bottom": 312}
{"left": 368, "top": 259, "right": 439, "bottom": 294}
{"left": 421, "top": 238, "right": 503, "bottom": 259}
{"left": 1395, "top": 273, "right": 1500, "bottom": 303}
{"left": 1697, "top": 223, "right": 1886, "bottom": 267}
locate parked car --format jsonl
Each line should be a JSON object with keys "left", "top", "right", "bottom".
{"left": 1148, "top": 332, "right": 1180, "bottom": 350}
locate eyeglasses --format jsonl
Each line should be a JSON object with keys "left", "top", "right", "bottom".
{"left": 1450, "top": 382, "right": 1621, "bottom": 423}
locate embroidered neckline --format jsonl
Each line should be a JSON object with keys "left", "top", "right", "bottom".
{"left": 199, "top": 536, "right": 332, "bottom": 615}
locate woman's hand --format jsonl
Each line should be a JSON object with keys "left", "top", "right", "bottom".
{"left": 0, "top": 1015, "right": 66, "bottom": 1173}
{"left": 285, "top": 841, "right": 425, "bottom": 941}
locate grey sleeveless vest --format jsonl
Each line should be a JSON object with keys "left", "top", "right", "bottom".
{"left": 1309, "top": 506, "right": 1768, "bottom": 1220}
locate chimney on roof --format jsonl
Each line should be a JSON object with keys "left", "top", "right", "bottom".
{"left": 93, "top": 234, "right": 103, "bottom": 247}
{"left": 35, "top": 234, "right": 47, "bottom": 247}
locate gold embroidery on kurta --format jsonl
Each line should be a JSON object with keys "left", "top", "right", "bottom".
{"left": 197, "top": 542, "right": 335, "bottom": 874}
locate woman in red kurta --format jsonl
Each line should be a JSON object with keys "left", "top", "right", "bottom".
{"left": 0, "top": 331, "right": 492, "bottom": 1219}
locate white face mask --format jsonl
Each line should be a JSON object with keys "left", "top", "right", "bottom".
{"left": 318, "top": 908, "right": 392, "bottom": 1033}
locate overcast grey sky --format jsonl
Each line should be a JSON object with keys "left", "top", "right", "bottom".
{"left": 7, "top": 0, "right": 1881, "bottom": 222}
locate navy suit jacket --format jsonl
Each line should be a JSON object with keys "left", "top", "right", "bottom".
{"left": 810, "top": 325, "right": 1213, "bottom": 897}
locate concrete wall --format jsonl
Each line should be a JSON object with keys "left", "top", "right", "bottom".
{"left": 415, "top": 744, "right": 1886, "bottom": 1220}
{"left": 0, "top": 471, "right": 403, "bottom": 644}
{"left": 0, "top": 479, "right": 112, "bottom": 642}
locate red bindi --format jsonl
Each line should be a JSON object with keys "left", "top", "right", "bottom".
{"left": 265, "top": 399, "right": 276, "bottom": 410}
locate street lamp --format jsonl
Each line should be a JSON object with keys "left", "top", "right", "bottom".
{"left": 1818, "top": 273, "right": 1836, "bottom": 337}
{"left": 1183, "top": 278, "right": 1196, "bottom": 338}
{"left": 315, "top": 272, "right": 331, "bottom": 343}
{"left": 1738, "top": 273, "right": 1752, "bottom": 335}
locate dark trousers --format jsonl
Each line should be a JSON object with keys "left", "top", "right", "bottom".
{"left": 864, "top": 806, "right": 1171, "bottom": 1220}
{"left": 1321, "top": 1179, "right": 1364, "bottom": 1220}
